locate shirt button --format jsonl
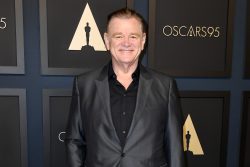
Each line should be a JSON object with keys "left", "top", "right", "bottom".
{"left": 122, "top": 130, "right": 126, "bottom": 134}
{"left": 122, "top": 112, "right": 126, "bottom": 115}
{"left": 123, "top": 94, "right": 126, "bottom": 96}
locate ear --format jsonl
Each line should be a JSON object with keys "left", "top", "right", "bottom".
{"left": 141, "top": 33, "right": 146, "bottom": 50}
{"left": 104, "top": 32, "right": 110, "bottom": 50}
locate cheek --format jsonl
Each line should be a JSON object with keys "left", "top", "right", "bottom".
{"left": 104, "top": 40, "right": 110, "bottom": 50}
{"left": 110, "top": 42, "right": 121, "bottom": 50}
{"left": 140, "top": 41, "right": 145, "bottom": 49}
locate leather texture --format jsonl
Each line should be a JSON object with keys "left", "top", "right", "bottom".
{"left": 65, "top": 63, "right": 185, "bottom": 167}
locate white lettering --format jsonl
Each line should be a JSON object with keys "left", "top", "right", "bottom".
{"left": 179, "top": 26, "right": 187, "bottom": 37}
{"left": 162, "top": 25, "right": 221, "bottom": 38}
{"left": 0, "top": 17, "right": 7, "bottom": 29}
{"left": 214, "top": 27, "right": 220, "bottom": 38}
{"left": 58, "top": 131, "right": 66, "bottom": 142}
{"left": 162, "top": 25, "right": 172, "bottom": 36}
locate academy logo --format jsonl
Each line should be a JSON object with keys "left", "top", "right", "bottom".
{"left": 183, "top": 114, "right": 204, "bottom": 155}
{"left": 68, "top": 3, "right": 106, "bottom": 51}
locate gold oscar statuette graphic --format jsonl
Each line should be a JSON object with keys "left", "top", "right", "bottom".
{"left": 68, "top": 3, "right": 106, "bottom": 51}
{"left": 183, "top": 114, "right": 204, "bottom": 155}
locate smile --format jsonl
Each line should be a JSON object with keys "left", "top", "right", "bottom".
{"left": 119, "top": 49, "right": 133, "bottom": 51}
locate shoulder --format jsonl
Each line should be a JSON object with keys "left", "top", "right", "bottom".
{"left": 142, "top": 65, "right": 174, "bottom": 83}
{"left": 141, "top": 66, "right": 179, "bottom": 99}
{"left": 75, "top": 64, "right": 108, "bottom": 83}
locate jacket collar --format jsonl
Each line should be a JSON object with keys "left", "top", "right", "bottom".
{"left": 96, "top": 61, "right": 150, "bottom": 82}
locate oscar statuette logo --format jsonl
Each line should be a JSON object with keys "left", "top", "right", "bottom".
{"left": 163, "top": 25, "right": 221, "bottom": 38}
{"left": 68, "top": 3, "right": 106, "bottom": 52}
{"left": 0, "top": 17, "right": 7, "bottom": 30}
{"left": 183, "top": 114, "right": 204, "bottom": 155}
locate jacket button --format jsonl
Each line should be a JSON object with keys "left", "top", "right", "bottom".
{"left": 121, "top": 153, "right": 125, "bottom": 157}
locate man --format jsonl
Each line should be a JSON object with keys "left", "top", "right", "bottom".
{"left": 65, "top": 8, "right": 185, "bottom": 167}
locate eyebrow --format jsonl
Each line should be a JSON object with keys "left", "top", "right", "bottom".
{"left": 111, "top": 32, "right": 123, "bottom": 37}
{"left": 130, "top": 33, "right": 141, "bottom": 37}
{"left": 111, "top": 32, "right": 141, "bottom": 37}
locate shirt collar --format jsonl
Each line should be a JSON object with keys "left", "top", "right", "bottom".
{"left": 108, "top": 61, "right": 140, "bottom": 81}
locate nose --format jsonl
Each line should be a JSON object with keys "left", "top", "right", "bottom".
{"left": 122, "top": 37, "right": 131, "bottom": 47}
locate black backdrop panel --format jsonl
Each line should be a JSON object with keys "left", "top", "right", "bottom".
{"left": 148, "top": 0, "right": 234, "bottom": 77}
{"left": 40, "top": 0, "right": 128, "bottom": 75}
{"left": 180, "top": 91, "right": 229, "bottom": 167}
{"left": 0, "top": 89, "right": 27, "bottom": 167}
{"left": 245, "top": 1, "right": 250, "bottom": 78}
{"left": 0, "top": 0, "right": 24, "bottom": 74}
{"left": 43, "top": 89, "right": 72, "bottom": 167}
{"left": 0, "top": 96, "right": 21, "bottom": 167}
{"left": 240, "top": 92, "right": 250, "bottom": 167}
{"left": 0, "top": 0, "right": 16, "bottom": 66}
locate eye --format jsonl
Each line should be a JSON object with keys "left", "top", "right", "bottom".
{"left": 113, "top": 35, "right": 123, "bottom": 39}
{"left": 130, "top": 35, "right": 137, "bottom": 39}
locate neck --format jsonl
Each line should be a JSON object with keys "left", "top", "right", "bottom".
{"left": 111, "top": 60, "right": 139, "bottom": 89}
{"left": 112, "top": 60, "right": 138, "bottom": 77}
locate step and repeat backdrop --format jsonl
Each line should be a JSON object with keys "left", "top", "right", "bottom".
{"left": 0, "top": 0, "right": 250, "bottom": 167}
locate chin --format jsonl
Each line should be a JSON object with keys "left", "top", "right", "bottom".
{"left": 118, "top": 59, "right": 138, "bottom": 65}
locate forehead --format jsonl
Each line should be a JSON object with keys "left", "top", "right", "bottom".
{"left": 107, "top": 17, "right": 143, "bottom": 33}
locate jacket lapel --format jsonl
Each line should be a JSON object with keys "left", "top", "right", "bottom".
{"left": 95, "top": 65, "right": 121, "bottom": 149}
{"left": 126, "top": 65, "right": 153, "bottom": 140}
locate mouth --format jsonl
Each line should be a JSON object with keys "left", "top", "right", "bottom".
{"left": 119, "top": 49, "right": 134, "bottom": 52}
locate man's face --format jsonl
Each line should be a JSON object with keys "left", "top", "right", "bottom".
{"left": 104, "top": 17, "right": 146, "bottom": 66}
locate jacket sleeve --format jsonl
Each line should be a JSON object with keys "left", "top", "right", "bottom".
{"left": 65, "top": 76, "right": 86, "bottom": 167}
{"left": 165, "top": 79, "right": 185, "bottom": 167}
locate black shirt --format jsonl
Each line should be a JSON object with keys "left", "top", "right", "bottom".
{"left": 108, "top": 63, "right": 140, "bottom": 148}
